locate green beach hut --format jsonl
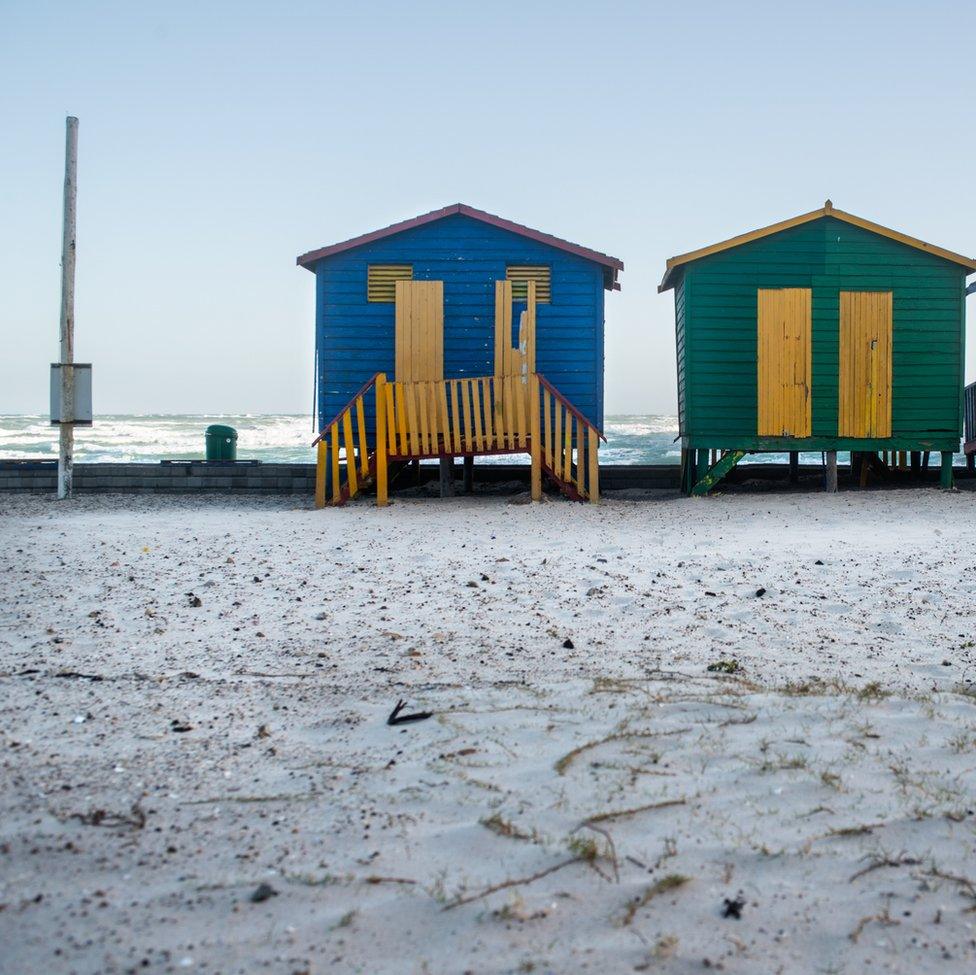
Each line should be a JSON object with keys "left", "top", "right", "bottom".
{"left": 659, "top": 202, "right": 976, "bottom": 494}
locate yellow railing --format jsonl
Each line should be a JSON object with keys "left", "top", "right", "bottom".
{"left": 314, "top": 371, "right": 601, "bottom": 507}
{"left": 534, "top": 374, "right": 601, "bottom": 504}
{"left": 313, "top": 373, "right": 380, "bottom": 508}
{"left": 379, "top": 373, "right": 531, "bottom": 458}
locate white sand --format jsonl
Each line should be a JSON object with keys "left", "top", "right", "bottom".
{"left": 2, "top": 487, "right": 976, "bottom": 974}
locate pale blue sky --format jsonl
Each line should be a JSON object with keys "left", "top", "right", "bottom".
{"left": 2, "top": 0, "right": 974, "bottom": 415}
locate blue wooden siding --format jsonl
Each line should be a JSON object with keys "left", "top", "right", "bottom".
{"left": 313, "top": 214, "right": 606, "bottom": 434}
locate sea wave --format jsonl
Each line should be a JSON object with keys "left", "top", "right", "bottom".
{"left": 0, "top": 414, "right": 964, "bottom": 467}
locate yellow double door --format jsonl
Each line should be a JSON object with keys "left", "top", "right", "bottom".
{"left": 757, "top": 288, "right": 892, "bottom": 439}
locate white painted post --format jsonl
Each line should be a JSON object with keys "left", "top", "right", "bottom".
{"left": 57, "top": 116, "right": 78, "bottom": 500}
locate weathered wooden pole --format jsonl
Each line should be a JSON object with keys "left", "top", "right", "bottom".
{"left": 438, "top": 456, "right": 455, "bottom": 497}
{"left": 825, "top": 450, "right": 838, "bottom": 493}
{"left": 788, "top": 451, "right": 799, "bottom": 483}
{"left": 57, "top": 116, "right": 78, "bottom": 500}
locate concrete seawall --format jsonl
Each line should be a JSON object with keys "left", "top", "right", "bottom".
{"left": 3, "top": 459, "right": 968, "bottom": 496}
{"left": 1, "top": 460, "right": 685, "bottom": 494}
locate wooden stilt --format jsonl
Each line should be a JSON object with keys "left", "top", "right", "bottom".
{"left": 695, "top": 448, "right": 709, "bottom": 486}
{"left": 922, "top": 451, "right": 930, "bottom": 473}
{"left": 789, "top": 451, "right": 799, "bottom": 483}
{"left": 529, "top": 374, "right": 541, "bottom": 501}
{"left": 825, "top": 451, "right": 838, "bottom": 493}
{"left": 910, "top": 451, "right": 921, "bottom": 477}
{"left": 439, "top": 456, "right": 455, "bottom": 497}
{"left": 859, "top": 451, "right": 871, "bottom": 489}
{"left": 968, "top": 453, "right": 975, "bottom": 474}
{"left": 940, "top": 451, "right": 953, "bottom": 490}
{"left": 412, "top": 458, "right": 420, "bottom": 485}
{"left": 463, "top": 455, "right": 474, "bottom": 493}
{"left": 681, "top": 448, "right": 695, "bottom": 496}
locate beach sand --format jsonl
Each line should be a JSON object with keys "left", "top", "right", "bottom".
{"left": 2, "top": 487, "right": 976, "bottom": 974}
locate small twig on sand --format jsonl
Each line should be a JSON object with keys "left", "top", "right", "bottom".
{"left": 184, "top": 792, "right": 318, "bottom": 805}
{"left": 620, "top": 874, "right": 691, "bottom": 926}
{"left": 387, "top": 699, "right": 433, "bottom": 725}
{"left": 849, "top": 907, "right": 899, "bottom": 943}
{"left": 555, "top": 729, "right": 691, "bottom": 776}
{"left": 238, "top": 671, "right": 319, "bottom": 678}
{"left": 924, "top": 866, "right": 976, "bottom": 906}
{"left": 64, "top": 802, "right": 146, "bottom": 830}
{"left": 584, "top": 798, "right": 686, "bottom": 826}
{"left": 814, "top": 821, "right": 888, "bottom": 842}
{"left": 442, "top": 857, "right": 581, "bottom": 910}
{"left": 573, "top": 822, "right": 620, "bottom": 883}
{"left": 849, "top": 853, "right": 921, "bottom": 883}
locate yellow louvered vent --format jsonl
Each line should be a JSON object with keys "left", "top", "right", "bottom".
{"left": 506, "top": 265, "right": 551, "bottom": 303}
{"left": 368, "top": 264, "right": 413, "bottom": 302}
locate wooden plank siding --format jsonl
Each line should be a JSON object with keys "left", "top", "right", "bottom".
{"left": 315, "top": 214, "right": 605, "bottom": 441}
{"left": 674, "top": 216, "right": 965, "bottom": 451}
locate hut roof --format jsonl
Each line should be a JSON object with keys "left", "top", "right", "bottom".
{"left": 658, "top": 201, "right": 976, "bottom": 292}
{"left": 297, "top": 203, "right": 624, "bottom": 291}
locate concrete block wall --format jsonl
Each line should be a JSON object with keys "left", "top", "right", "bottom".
{"left": 0, "top": 462, "right": 316, "bottom": 494}
{"left": 0, "top": 460, "right": 683, "bottom": 495}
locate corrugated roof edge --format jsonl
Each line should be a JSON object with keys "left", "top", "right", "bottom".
{"left": 296, "top": 203, "right": 623, "bottom": 291}
{"left": 658, "top": 201, "right": 976, "bottom": 293}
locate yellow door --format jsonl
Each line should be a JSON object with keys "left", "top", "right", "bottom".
{"left": 838, "top": 291, "right": 892, "bottom": 438}
{"left": 757, "top": 288, "right": 812, "bottom": 437}
{"left": 394, "top": 280, "right": 444, "bottom": 382}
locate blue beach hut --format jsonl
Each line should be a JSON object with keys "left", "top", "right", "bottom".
{"left": 297, "top": 204, "right": 623, "bottom": 506}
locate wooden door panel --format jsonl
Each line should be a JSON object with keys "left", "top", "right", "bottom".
{"left": 394, "top": 280, "right": 443, "bottom": 383}
{"left": 757, "top": 288, "right": 812, "bottom": 437}
{"left": 838, "top": 291, "right": 892, "bottom": 438}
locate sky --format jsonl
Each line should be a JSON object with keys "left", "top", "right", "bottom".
{"left": 1, "top": 0, "right": 975, "bottom": 416}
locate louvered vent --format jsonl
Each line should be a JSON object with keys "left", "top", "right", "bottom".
{"left": 368, "top": 264, "right": 413, "bottom": 302}
{"left": 505, "top": 265, "right": 551, "bottom": 303}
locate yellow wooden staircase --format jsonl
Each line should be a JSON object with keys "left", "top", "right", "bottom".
{"left": 313, "top": 371, "right": 602, "bottom": 507}
{"left": 312, "top": 279, "right": 602, "bottom": 508}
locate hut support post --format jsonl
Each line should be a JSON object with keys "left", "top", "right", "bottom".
{"left": 910, "top": 451, "right": 921, "bottom": 477}
{"left": 681, "top": 448, "right": 698, "bottom": 496}
{"left": 967, "top": 453, "right": 975, "bottom": 474}
{"left": 375, "top": 374, "right": 388, "bottom": 507}
{"left": 529, "top": 374, "right": 541, "bottom": 502}
{"left": 825, "top": 451, "right": 838, "bottom": 493}
{"left": 439, "top": 456, "right": 455, "bottom": 497}
{"left": 695, "top": 449, "right": 709, "bottom": 486}
{"left": 789, "top": 451, "right": 799, "bottom": 483}
{"left": 463, "top": 455, "right": 474, "bottom": 493}
{"left": 939, "top": 451, "right": 953, "bottom": 490}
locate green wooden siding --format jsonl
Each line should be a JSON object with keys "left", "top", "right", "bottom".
{"left": 675, "top": 216, "right": 966, "bottom": 451}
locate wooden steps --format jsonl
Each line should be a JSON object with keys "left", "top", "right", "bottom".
{"left": 314, "top": 371, "right": 602, "bottom": 507}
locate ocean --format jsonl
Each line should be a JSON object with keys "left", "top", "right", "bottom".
{"left": 0, "top": 413, "right": 684, "bottom": 465}
{"left": 0, "top": 414, "right": 962, "bottom": 466}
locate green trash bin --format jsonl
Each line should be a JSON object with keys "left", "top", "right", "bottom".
{"left": 205, "top": 424, "right": 238, "bottom": 461}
